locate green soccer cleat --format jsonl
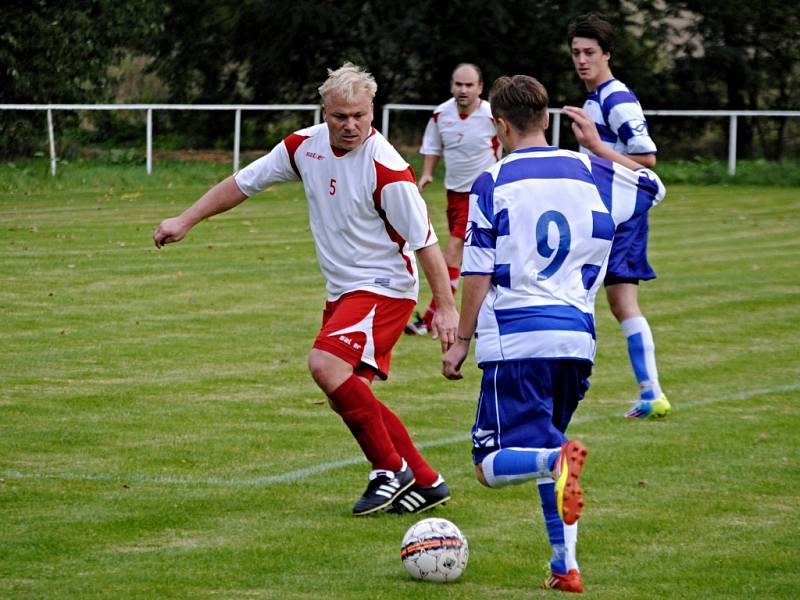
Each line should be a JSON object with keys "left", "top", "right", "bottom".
{"left": 625, "top": 393, "right": 671, "bottom": 419}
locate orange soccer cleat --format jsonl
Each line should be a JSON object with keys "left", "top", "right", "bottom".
{"left": 542, "top": 568, "right": 584, "bottom": 593}
{"left": 553, "top": 440, "right": 588, "bottom": 525}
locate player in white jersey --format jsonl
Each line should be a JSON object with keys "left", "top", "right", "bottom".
{"left": 568, "top": 13, "right": 671, "bottom": 419}
{"left": 405, "top": 63, "right": 501, "bottom": 335}
{"left": 153, "top": 63, "right": 458, "bottom": 517}
{"left": 442, "top": 75, "right": 666, "bottom": 593}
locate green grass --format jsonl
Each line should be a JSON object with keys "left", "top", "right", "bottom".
{"left": 2, "top": 162, "right": 799, "bottom": 599}
{"left": 5, "top": 155, "right": 800, "bottom": 189}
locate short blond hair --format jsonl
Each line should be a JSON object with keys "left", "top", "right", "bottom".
{"left": 318, "top": 62, "right": 378, "bottom": 104}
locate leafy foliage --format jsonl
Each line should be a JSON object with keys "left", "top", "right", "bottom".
{"left": 1, "top": 0, "right": 798, "bottom": 159}
{"left": 0, "top": 0, "right": 165, "bottom": 156}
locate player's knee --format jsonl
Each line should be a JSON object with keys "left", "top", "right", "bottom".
{"left": 307, "top": 349, "right": 353, "bottom": 395}
{"left": 307, "top": 351, "right": 326, "bottom": 384}
{"left": 608, "top": 301, "right": 626, "bottom": 321}
{"left": 475, "top": 464, "right": 491, "bottom": 487}
{"left": 606, "top": 285, "right": 641, "bottom": 321}
{"left": 307, "top": 350, "right": 338, "bottom": 392}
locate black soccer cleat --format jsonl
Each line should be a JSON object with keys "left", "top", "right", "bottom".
{"left": 404, "top": 312, "right": 429, "bottom": 336}
{"left": 386, "top": 478, "right": 451, "bottom": 514}
{"left": 352, "top": 460, "right": 415, "bottom": 516}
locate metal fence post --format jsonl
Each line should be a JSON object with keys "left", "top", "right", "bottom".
{"left": 47, "top": 108, "right": 57, "bottom": 176}
{"left": 551, "top": 111, "right": 561, "bottom": 147}
{"left": 313, "top": 107, "right": 321, "bottom": 125}
{"left": 233, "top": 108, "right": 241, "bottom": 173}
{"left": 728, "top": 115, "right": 738, "bottom": 176}
{"left": 381, "top": 106, "right": 390, "bottom": 139}
{"left": 146, "top": 108, "right": 153, "bottom": 175}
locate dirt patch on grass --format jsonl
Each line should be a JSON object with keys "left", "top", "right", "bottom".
{"left": 154, "top": 149, "right": 267, "bottom": 164}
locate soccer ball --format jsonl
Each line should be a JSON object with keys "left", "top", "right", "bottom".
{"left": 400, "top": 517, "right": 468, "bottom": 583}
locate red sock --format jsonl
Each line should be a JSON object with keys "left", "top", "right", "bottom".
{"left": 328, "top": 375, "right": 402, "bottom": 472}
{"left": 447, "top": 265, "right": 460, "bottom": 294}
{"left": 377, "top": 401, "right": 438, "bottom": 486}
{"left": 423, "top": 265, "right": 460, "bottom": 328}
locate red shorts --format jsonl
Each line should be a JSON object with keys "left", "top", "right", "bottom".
{"left": 313, "top": 291, "right": 415, "bottom": 381}
{"left": 446, "top": 190, "right": 470, "bottom": 240}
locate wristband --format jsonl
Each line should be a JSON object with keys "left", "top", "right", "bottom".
{"left": 457, "top": 334, "right": 472, "bottom": 342}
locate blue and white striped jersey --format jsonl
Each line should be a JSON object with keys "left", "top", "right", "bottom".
{"left": 582, "top": 78, "right": 656, "bottom": 157}
{"left": 462, "top": 146, "right": 665, "bottom": 365}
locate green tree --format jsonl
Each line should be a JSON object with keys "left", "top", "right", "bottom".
{"left": 652, "top": 0, "right": 800, "bottom": 158}
{"left": 0, "top": 0, "right": 164, "bottom": 156}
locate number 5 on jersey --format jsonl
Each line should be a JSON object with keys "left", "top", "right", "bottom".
{"left": 329, "top": 178, "right": 336, "bottom": 195}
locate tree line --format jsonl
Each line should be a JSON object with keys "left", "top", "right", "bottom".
{"left": 2, "top": 0, "right": 798, "bottom": 159}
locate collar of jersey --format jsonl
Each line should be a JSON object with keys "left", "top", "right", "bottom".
{"left": 595, "top": 77, "right": 617, "bottom": 92}
{"left": 511, "top": 146, "right": 559, "bottom": 154}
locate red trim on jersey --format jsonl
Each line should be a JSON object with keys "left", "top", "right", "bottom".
{"left": 432, "top": 111, "right": 441, "bottom": 123}
{"left": 459, "top": 112, "right": 469, "bottom": 120}
{"left": 372, "top": 160, "right": 419, "bottom": 276}
{"left": 491, "top": 134, "right": 501, "bottom": 159}
{"left": 283, "top": 133, "right": 309, "bottom": 178}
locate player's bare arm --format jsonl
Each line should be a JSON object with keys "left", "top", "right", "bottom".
{"left": 442, "top": 274, "right": 491, "bottom": 380}
{"left": 153, "top": 176, "right": 247, "bottom": 248}
{"left": 628, "top": 153, "right": 656, "bottom": 168}
{"left": 417, "top": 154, "right": 440, "bottom": 192}
{"left": 415, "top": 244, "right": 459, "bottom": 350}
{"left": 562, "top": 105, "right": 645, "bottom": 172}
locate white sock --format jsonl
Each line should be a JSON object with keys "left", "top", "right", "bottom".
{"left": 481, "top": 448, "right": 556, "bottom": 488}
{"left": 621, "top": 316, "right": 662, "bottom": 400}
{"left": 564, "top": 522, "right": 579, "bottom": 572}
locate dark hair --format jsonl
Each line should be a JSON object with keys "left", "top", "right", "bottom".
{"left": 452, "top": 63, "right": 483, "bottom": 84}
{"left": 488, "top": 75, "right": 548, "bottom": 134}
{"left": 567, "top": 13, "right": 615, "bottom": 54}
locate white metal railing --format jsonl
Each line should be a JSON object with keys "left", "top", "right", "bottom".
{"left": 2, "top": 104, "right": 799, "bottom": 176}
{"left": 380, "top": 104, "right": 565, "bottom": 146}
{"left": 382, "top": 104, "right": 800, "bottom": 175}
{"left": 0, "top": 103, "right": 321, "bottom": 176}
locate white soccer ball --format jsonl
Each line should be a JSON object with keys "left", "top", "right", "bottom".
{"left": 400, "top": 517, "right": 468, "bottom": 583}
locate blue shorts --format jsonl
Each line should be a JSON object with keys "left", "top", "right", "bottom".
{"left": 471, "top": 359, "right": 592, "bottom": 464}
{"left": 604, "top": 212, "right": 656, "bottom": 284}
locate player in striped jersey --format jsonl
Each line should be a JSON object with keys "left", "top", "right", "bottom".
{"left": 154, "top": 63, "right": 457, "bottom": 517}
{"left": 568, "top": 13, "right": 671, "bottom": 419}
{"left": 405, "top": 63, "right": 501, "bottom": 336}
{"left": 442, "top": 75, "right": 666, "bottom": 593}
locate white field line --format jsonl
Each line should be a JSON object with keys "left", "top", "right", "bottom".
{"left": 2, "top": 383, "right": 798, "bottom": 487}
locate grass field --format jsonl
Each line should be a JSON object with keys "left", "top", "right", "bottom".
{"left": 2, "top": 160, "right": 799, "bottom": 599}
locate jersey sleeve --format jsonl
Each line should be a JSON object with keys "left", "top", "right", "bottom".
{"left": 374, "top": 161, "right": 438, "bottom": 251}
{"left": 604, "top": 92, "right": 657, "bottom": 156}
{"left": 234, "top": 133, "right": 305, "bottom": 196}
{"left": 589, "top": 155, "right": 665, "bottom": 226}
{"left": 461, "top": 171, "right": 496, "bottom": 275}
{"left": 419, "top": 113, "right": 443, "bottom": 156}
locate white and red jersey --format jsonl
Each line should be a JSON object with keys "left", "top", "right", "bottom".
{"left": 234, "top": 123, "right": 438, "bottom": 301}
{"left": 420, "top": 98, "right": 501, "bottom": 192}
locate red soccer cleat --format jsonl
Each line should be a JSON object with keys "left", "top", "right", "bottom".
{"left": 542, "top": 569, "right": 584, "bottom": 593}
{"left": 553, "top": 440, "right": 588, "bottom": 525}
